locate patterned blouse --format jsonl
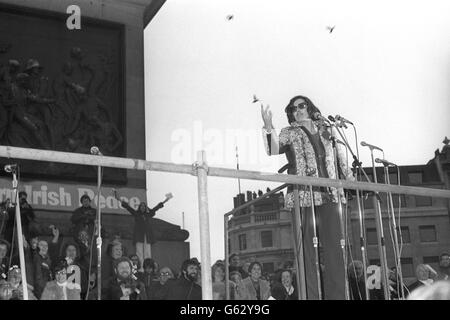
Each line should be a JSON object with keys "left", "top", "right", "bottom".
{"left": 263, "top": 121, "right": 354, "bottom": 208}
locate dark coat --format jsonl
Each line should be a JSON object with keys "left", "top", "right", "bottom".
{"left": 148, "top": 280, "right": 171, "bottom": 300}
{"left": 165, "top": 277, "right": 202, "bottom": 300}
{"left": 5, "top": 202, "right": 35, "bottom": 242}
{"left": 102, "top": 277, "right": 147, "bottom": 300}
{"left": 120, "top": 201, "right": 164, "bottom": 244}
{"left": 33, "top": 253, "right": 53, "bottom": 299}
{"left": 71, "top": 206, "right": 97, "bottom": 237}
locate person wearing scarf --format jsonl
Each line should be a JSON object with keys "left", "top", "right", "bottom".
{"left": 41, "top": 261, "right": 81, "bottom": 300}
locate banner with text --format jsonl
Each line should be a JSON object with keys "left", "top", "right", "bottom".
{"left": 0, "top": 178, "right": 146, "bottom": 215}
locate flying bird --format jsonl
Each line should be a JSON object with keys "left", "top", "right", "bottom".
{"left": 326, "top": 25, "right": 335, "bottom": 33}
{"left": 226, "top": 15, "right": 234, "bottom": 21}
{"left": 252, "top": 94, "right": 259, "bottom": 103}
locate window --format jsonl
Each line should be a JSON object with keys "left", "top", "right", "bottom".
{"left": 423, "top": 256, "right": 440, "bottom": 271}
{"left": 401, "top": 258, "right": 414, "bottom": 278}
{"left": 419, "top": 225, "right": 437, "bottom": 242}
{"left": 408, "top": 172, "right": 423, "bottom": 184}
{"left": 415, "top": 196, "right": 432, "bottom": 207}
{"left": 238, "top": 234, "right": 247, "bottom": 250}
{"left": 228, "top": 238, "right": 231, "bottom": 253}
{"left": 366, "top": 228, "right": 378, "bottom": 245}
{"left": 392, "top": 194, "right": 407, "bottom": 208}
{"left": 262, "top": 262, "right": 274, "bottom": 274}
{"left": 397, "top": 226, "right": 410, "bottom": 244}
{"left": 261, "top": 230, "right": 273, "bottom": 248}
{"left": 388, "top": 173, "right": 399, "bottom": 185}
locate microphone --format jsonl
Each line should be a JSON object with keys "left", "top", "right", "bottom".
{"left": 90, "top": 146, "right": 103, "bottom": 156}
{"left": 4, "top": 164, "right": 17, "bottom": 173}
{"left": 312, "top": 112, "right": 330, "bottom": 123}
{"left": 327, "top": 115, "right": 347, "bottom": 129}
{"left": 360, "top": 141, "right": 383, "bottom": 152}
{"left": 335, "top": 115, "right": 354, "bottom": 125}
{"left": 375, "top": 158, "right": 396, "bottom": 167}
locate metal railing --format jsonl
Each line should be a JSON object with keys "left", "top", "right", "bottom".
{"left": 1, "top": 145, "right": 450, "bottom": 300}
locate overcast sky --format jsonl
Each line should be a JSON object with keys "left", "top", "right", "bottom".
{"left": 143, "top": 0, "right": 450, "bottom": 263}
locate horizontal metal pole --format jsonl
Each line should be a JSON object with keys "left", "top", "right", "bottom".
{"left": 1, "top": 145, "right": 450, "bottom": 199}
{"left": 0, "top": 145, "right": 193, "bottom": 174}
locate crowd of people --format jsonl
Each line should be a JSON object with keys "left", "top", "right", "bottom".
{"left": 1, "top": 191, "right": 450, "bottom": 300}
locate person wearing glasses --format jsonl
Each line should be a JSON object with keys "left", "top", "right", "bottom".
{"left": 261, "top": 95, "right": 354, "bottom": 300}
{"left": 41, "top": 261, "right": 81, "bottom": 300}
{"left": 148, "top": 266, "right": 174, "bottom": 300}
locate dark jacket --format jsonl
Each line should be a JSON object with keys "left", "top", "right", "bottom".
{"left": 102, "top": 277, "right": 147, "bottom": 300}
{"left": 70, "top": 206, "right": 96, "bottom": 237}
{"left": 5, "top": 202, "right": 35, "bottom": 242}
{"left": 165, "top": 276, "right": 202, "bottom": 300}
{"left": 147, "top": 280, "right": 172, "bottom": 300}
{"left": 33, "top": 253, "right": 53, "bottom": 299}
{"left": 121, "top": 201, "right": 164, "bottom": 244}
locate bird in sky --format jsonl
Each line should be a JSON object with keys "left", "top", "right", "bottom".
{"left": 326, "top": 25, "right": 335, "bottom": 33}
{"left": 252, "top": 94, "right": 259, "bottom": 103}
{"left": 226, "top": 15, "right": 234, "bottom": 21}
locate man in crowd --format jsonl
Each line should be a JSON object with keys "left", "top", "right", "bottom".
{"left": 166, "top": 258, "right": 202, "bottom": 300}
{"left": 32, "top": 225, "right": 60, "bottom": 298}
{"left": 0, "top": 239, "right": 9, "bottom": 280}
{"left": 71, "top": 194, "right": 96, "bottom": 239}
{"left": 436, "top": 253, "right": 450, "bottom": 281}
{"left": 229, "top": 253, "right": 248, "bottom": 278}
{"left": 4, "top": 191, "right": 36, "bottom": 244}
{"left": 102, "top": 256, "right": 147, "bottom": 300}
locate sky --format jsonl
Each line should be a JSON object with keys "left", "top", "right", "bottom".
{"left": 143, "top": 0, "right": 450, "bottom": 263}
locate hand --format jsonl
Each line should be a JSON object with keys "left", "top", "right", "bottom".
{"left": 260, "top": 104, "right": 274, "bottom": 130}
{"left": 112, "top": 189, "right": 120, "bottom": 202}
{"left": 51, "top": 226, "right": 60, "bottom": 238}
{"left": 22, "top": 235, "right": 29, "bottom": 249}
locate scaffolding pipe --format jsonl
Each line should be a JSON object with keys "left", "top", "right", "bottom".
{"left": 224, "top": 214, "right": 230, "bottom": 300}
{"left": 1, "top": 146, "right": 449, "bottom": 198}
{"left": 195, "top": 151, "right": 213, "bottom": 300}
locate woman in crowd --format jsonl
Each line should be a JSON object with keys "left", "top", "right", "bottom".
{"left": 0, "top": 265, "right": 37, "bottom": 300}
{"left": 230, "top": 270, "right": 247, "bottom": 300}
{"left": 101, "top": 240, "right": 124, "bottom": 289}
{"left": 211, "top": 262, "right": 235, "bottom": 300}
{"left": 41, "top": 261, "right": 81, "bottom": 300}
{"left": 241, "top": 261, "right": 271, "bottom": 300}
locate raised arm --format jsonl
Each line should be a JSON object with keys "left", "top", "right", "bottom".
{"left": 114, "top": 191, "right": 137, "bottom": 216}
{"left": 261, "top": 104, "right": 288, "bottom": 155}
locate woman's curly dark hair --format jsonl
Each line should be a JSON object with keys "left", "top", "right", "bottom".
{"left": 284, "top": 95, "right": 322, "bottom": 124}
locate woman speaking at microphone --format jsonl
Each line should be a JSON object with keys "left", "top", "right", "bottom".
{"left": 260, "top": 95, "right": 354, "bottom": 300}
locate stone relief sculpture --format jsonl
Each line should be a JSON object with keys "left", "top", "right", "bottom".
{"left": 0, "top": 46, "right": 124, "bottom": 166}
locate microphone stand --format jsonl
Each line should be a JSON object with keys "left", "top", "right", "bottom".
{"left": 308, "top": 184, "right": 322, "bottom": 300}
{"left": 95, "top": 161, "right": 103, "bottom": 300}
{"left": 381, "top": 163, "right": 405, "bottom": 299}
{"left": 331, "top": 123, "right": 371, "bottom": 300}
{"left": 8, "top": 165, "right": 29, "bottom": 300}
{"left": 368, "top": 150, "right": 390, "bottom": 300}
{"left": 328, "top": 124, "right": 350, "bottom": 300}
